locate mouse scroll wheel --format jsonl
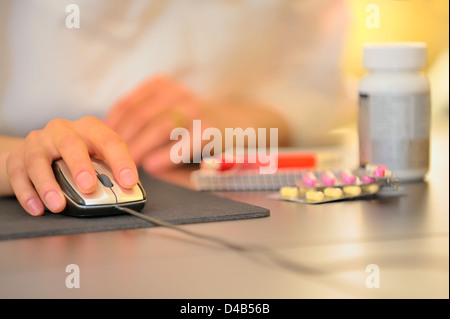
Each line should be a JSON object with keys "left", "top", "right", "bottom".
{"left": 97, "top": 173, "right": 114, "bottom": 188}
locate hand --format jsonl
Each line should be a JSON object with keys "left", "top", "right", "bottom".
{"left": 5, "top": 116, "right": 138, "bottom": 216}
{"left": 104, "top": 75, "right": 204, "bottom": 174}
{"left": 104, "top": 75, "right": 292, "bottom": 174}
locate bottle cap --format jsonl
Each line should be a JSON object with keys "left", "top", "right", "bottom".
{"left": 363, "top": 42, "right": 427, "bottom": 70}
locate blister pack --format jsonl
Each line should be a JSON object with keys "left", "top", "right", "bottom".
{"left": 269, "top": 164, "right": 399, "bottom": 204}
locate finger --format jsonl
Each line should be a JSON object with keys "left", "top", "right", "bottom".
{"left": 45, "top": 119, "right": 98, "bottom": 193}
{"left": 6, "top": 147, "right": 45, "bottom": 216}
{"left": 23, "top": 131, "right": 66, "bottom": 213}
{"left": 142, "top": 143, "right": 180, "bottom": 174}
{"left": 75, "top": 117, "right": 139, "bottom": 189}
{"left": 127, "top": 114, "right": 176, "bottom": 165}
{"left": 112, "top": 79, "right": 191, "bottom": 142}
{"left": 141, "top": 118, "right": 197, "bottom": 174}
{"left": 104, "top": 75, "right": 166, "bottom": 129}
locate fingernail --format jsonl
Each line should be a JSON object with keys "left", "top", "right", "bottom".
{"left": 119, "top": 168, "right": 137, "bottom": 187}
{"left": 44, "top": 190, "right": 63, "bottom": 212}
{"left": 26, "top": 198, "right": 43, "bottom": 216}
{"left": 76, "top": 171, "right": 95, "bottom": 191}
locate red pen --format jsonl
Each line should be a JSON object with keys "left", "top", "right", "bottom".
{"left": 200, "top": 152, "right": 317, "bottom": 172}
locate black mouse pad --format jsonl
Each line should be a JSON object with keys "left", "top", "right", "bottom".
{"left": 0, "top": 173, "right": 270, "bottom": 240}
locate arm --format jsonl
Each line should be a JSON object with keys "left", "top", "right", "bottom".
{"left": 0, "top": 136, "right": 24, "bottom": 196}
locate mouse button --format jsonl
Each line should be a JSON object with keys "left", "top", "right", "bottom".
{"left": 81, "top": 187, "right": 117, "bottom": 206}
{"left": 92, "top": 159, "right": 114, "bottom": 174}
{"left": 111, "top": 183, "right": 145, "bottom": 203}
{"left": 53, "top": 159, "right": 77, "bottom": 191}
{"left": 53, "top": 160, "right": 116, "bottom": 206}
{"left": 97, "top": 173, "right": 114, "bottom": 188}
{"left": 92, "top": 160, "right": 118, "bottom": 183}
{"left": 53, "top": 160, "right": 85, "bottom": 205}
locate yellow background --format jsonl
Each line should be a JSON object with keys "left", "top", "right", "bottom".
{"left": 343, "top": 0, "right": 449, "bottom": 76}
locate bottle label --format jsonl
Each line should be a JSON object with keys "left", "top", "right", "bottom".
{"left": 358, "top": 93, "right": 430, "bottom": 175}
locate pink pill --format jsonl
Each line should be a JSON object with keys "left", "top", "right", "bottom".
{"left": 362, "top": 175, "right": 376, "bottom": 184}
{"left": 302, "top": 172, "right": 317, "bottom": 187}
{"left": 366, "top": 164, "right": 387, "bottom": 176}
{"left": 373, "top": 168, "right": 386, "bottom": 177}
{"left": 321, "top": 171, "right": 336, "bottom": 186}
{"left": 340, "top": 170, "right": 356, "bottom": 184}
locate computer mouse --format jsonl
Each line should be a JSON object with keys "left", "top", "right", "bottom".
{"left": 52, "top": 158, "right": 147, "bottom": 217}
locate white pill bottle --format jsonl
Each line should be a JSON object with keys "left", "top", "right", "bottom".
{"left": 358, "top": 42, "right": 431, "bottom": 181}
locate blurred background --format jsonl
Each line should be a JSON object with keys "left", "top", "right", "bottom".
{"left": 0, "top": 0, "right": 448, "bottom": 140}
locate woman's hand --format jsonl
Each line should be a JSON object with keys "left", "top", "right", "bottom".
{"left": 3, "top": 116, "right": 138, "bottom": 216}
{"left": 104, "top": 75, "right": 204, "bottom": 174}
{"left": 104, "top": 75, "right": 291, "bottom": 175}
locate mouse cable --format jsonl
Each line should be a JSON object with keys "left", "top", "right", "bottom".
{"left": 115, "top": 206, "right": 325, "bottom": 276}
